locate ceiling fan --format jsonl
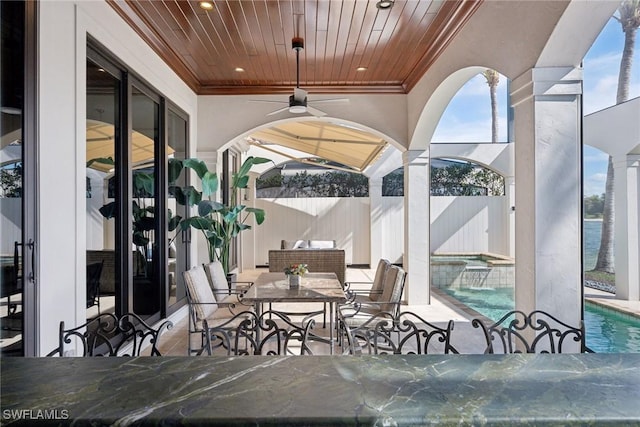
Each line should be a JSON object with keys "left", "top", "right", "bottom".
{"left": 251, "top": 37, "right": 348, "bottom": 117}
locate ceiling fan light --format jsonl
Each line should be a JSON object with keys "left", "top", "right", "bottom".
{"left": 289, "top": 105, "right": 307, "bottom": 114}
{"left": 376, "top": 0, "right": 394, "bottom": 9}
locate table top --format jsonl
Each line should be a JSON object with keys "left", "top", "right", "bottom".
{"left": 242, "top": 272, "right": 346, "bottom": 304}
{"left": 2, "top": 354, "right": 640, "bottom": 426}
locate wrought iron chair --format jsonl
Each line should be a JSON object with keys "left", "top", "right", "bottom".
{"left": 203, "top": 261, "right": 253, "bottom": 301}
{"left": 183, "top": 265, "right": 254, "bottom": 355}
{"left": 342, "top": 258, "right": 390, "bottom": 303}
{"left": 338, "top": 265, "right": 407, "bottom": 349}
{"left": 340, "top": 265, "right": 406, "bottom": 321}
{"left": 202, "top": 310, "right": 330, "bottom": 356}
{"left": 471, "top": 309, "right": 586, "bottom": 353}
{"left": 342, "top": 310, "right": 458, "bottom": 355}
{"left": 46, "top": 312, "right": 172, "bottom": 356}
{"left": 117, "top": 312, "right": 173, "bottom": 356}
{"left": 46, "top": 313, "right": 120, "bottom": 357}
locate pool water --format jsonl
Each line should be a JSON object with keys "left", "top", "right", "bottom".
{"left": 442, "top": 286, "right": 640, "bottom": 353}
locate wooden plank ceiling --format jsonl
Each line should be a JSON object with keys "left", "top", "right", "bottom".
{"left": 108, "top": 0, "right": 482, "bottom": 95}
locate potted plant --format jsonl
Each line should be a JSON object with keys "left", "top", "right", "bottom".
{"left": 169, "top": 156, "right": 271, "bottom": 277}
{"left": 284, "top": 263, "right": 308, "bottom": 288}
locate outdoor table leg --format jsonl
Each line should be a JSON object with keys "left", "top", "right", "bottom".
{"left": 330, "top": 301, "right": 335, "bottom": 354}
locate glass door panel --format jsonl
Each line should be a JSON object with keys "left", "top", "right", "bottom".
{"left": 131, "top": 86, "right": 160, "bottom": 318}
{"left": 167, "top": 110, "right": 188, "bottom": 309}
{"left": 1, "top": 0, "right": 25, "bottom": 356}
{"left": 86, "top": 58, "right": 120, "bottom": 320}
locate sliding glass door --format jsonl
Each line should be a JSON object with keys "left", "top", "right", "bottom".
{"left": 1, "top": 0, "right": 37, "bottom": 356}
{"left": 86, "top": 43, "right": 189, "bottom": 323}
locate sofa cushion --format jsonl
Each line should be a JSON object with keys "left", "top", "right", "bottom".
{"left": 308, "top": 240, "right": 336, "bottom": 249}
{"left": 281, "top": 239, "right": 308, "bottom": 249}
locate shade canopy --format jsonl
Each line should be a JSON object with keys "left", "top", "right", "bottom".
{"left": 249, "top": 121, "right": 386, "bottom": 172}
{"left": 86, "top": 119, "right": 172, "bottom": 172}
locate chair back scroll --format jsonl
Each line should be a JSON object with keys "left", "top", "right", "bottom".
{"left": 46, "top": 312, "right": 172, "bottom": 357}
{"left": 471, "top": 310, "right": 585, "bottom": 353}
{"left": 342, "top": 311, "right": 458, "bottom": 355}
{"left": 202, "top": 310, "right": 330, "bottom": 356}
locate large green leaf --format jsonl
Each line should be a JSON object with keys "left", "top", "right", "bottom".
{"left": 168, "top": 158, "right": 183, "bottom": 184}
{"left": 168, "top": 215, "right": 182, "bottom": 232}
{"left": 246, "top": 207, "right": 265, "bottom": 225}
{"left": 201, "top": 171, "right": 218, "bottom": 196}
{"left": 133, "top": 231, "right": 149, "bottom": 247}
{"left": 237, "top": 156, "right": 272, "bottom": 180}
{"left": 235, "top": 175, "right": 249, "bottom": 189}
{"left": 136, "top": 216, "right": 155, "bottom": 231}
{"left": 174, "top": 186, "right": 202, "bottom": 206}
{"left": 204, "top": 231, "right": 224, "bottom": 248}
{"left": 198, "top": 200, "right": 224, "bottom": 216}
{"left": 134, "top": 172, "right": 154, "bottom": 196}
{"left": 98, "top": 201, "right": 116, "bottom": 219}
{"left": 183, "top": 158, "right": 208, "bottom": 179}
{"left": 223, "top": 205, "right": 245, "bottom": 223}
{"left": 180, "top": 216, "right": 213, "bottom": 231}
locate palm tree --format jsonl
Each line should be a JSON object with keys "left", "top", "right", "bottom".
{"left": 483, "top": 69, "right": 500, "bottom": 143}
{"left": 594, "top": 0, "right": 640, "bottom": 273}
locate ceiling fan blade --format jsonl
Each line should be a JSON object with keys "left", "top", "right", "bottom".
{"left": 266, "top": 106, "right": 291, "bottom": 116}
{"left": 293, "top": 87, "right": 307, "bottom": 102}
{"left": 249, "top": 99, "right": 288, "bottom": 104}
{"left": 306, "top": 106, "right": 327, "bottom": 117}
{"left": 309, "top": 98, "right": 350, "bottom": 105}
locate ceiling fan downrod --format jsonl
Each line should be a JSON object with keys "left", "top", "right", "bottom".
{"left": 292, "top": 37, "right": 304, "bottom": 89}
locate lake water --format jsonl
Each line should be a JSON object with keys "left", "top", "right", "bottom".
{"left": 584, "top": 219, "right": 605, "bottom": 271}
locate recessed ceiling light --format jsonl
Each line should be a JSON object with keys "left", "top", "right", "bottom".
{"left": 356, "top": 67, "right": 367, "bottom": 72}
{"left": 199, "top": 1, "right": 214, "bottom": 10}
{"left": 235, "top": 67, "right": 245, "bottom": 72}
{"left": 376, "top": 0, "right": 394, "bottom": 9}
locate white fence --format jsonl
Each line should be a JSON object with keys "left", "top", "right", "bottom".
{"left": 252, "top": 195, "right": 510, "bottom": 267}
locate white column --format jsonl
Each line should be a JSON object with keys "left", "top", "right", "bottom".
{"left": 369, "top": 177, "right": 383, "bottom": 267}
{"left": 510, "top": 67, "right": 583, "bottom": 331}
{"left": 614, "top": 154, "right": 640, "bottom": 301}
{"left": 403, "top": 150, "right": 430, "bottom": 305}
{"left": 241, "top": 172, "right": 259, "bottom": 272}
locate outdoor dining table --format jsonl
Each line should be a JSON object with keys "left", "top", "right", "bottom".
{"left": 241, "top": 272, "right": 347, "bottom": 354}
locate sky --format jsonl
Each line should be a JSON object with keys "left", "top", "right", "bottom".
{"left": 432, "top": 13, "right": 640, "bottom": 197}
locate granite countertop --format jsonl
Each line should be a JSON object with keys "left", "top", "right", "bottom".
{"left": 2, "top": 354, "right": 640, "bottom": 426}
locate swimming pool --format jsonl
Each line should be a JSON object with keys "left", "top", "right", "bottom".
{"left": 441, "top": 286, "right": 640, "bottom": 353}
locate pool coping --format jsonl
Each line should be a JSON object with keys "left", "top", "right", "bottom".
{"left": 586, "top": 297, "right": 640, "bottom": 321}
{"left": 433, "top": 285, "right": 640, "bottom": 323}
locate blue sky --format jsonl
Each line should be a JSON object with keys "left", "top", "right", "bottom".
{"left": 432, "top": 13, "right": 639, "bottom": 197}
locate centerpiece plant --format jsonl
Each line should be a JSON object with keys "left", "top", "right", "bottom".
{"left": 284, "top": 263, "right": 309, "bottom": 276}
{"left": 169, "top": 156, "right": 271, "bottom": 276}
